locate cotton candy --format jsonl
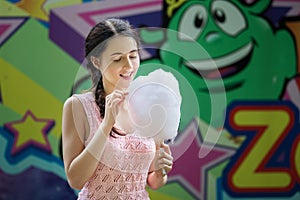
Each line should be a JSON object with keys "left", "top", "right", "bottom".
{"left": 116, "top": 69, "right": 182, "bottom": 141}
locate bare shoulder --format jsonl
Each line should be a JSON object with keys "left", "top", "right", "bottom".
{"left": 62, "top": 95, "right": 89, "bottom": 141}
{"left": 63, "top": 95, "right": 88, "bottom": 122}
{"left": 63, "top": 96, "right": 83, "bottom": 112}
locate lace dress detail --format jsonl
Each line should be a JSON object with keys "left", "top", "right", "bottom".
{"left": 73, "top": 92, "right": 156, "bottom": 200}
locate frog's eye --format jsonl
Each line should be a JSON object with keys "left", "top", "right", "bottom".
{"left": 178, "top": 5, "right": 207, "bottom": 41}
{"left": 212, "top": 0, "right": 246, "bottom": 36}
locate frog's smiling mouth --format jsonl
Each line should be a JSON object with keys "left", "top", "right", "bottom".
{"left": 184, "top": 42, "right": 253, "bottom": 79}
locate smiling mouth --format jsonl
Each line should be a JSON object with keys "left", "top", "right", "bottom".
{"left": 120, "top": 72, "right": 133, "bottom": 79}
{"left": 184, "top": 42, "right": 253, "bottom": 80}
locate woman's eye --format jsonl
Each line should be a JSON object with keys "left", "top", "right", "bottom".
{"left": 130, "top": 53, "right": 138, "bottom": 59}
{"left": 113, "top": 58, "right": 121, "bottom": 62}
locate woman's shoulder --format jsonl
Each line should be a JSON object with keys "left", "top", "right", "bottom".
{"left": 63, "top": 92, "right": 91, "bottom": 110}
{"left": 73, "top": 91, "right": 94, "bottom": 101}
{"left": 63, "top": 95, "right": 83, "bottom": 115}
{"left": 63, "top": 92, "right": 93, "bottom": 107}
{"left": 63, "top": 94, "right": 90, "bottom": 134}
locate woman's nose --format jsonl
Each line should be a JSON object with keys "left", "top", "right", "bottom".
{"left": 124, "top": 57, "right": 133, "bottom": 70}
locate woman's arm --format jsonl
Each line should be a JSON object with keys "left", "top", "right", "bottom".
{"left": 62, "top": 97, "right": 112, "bottom": 189}
{"left": 62, "top": 90, "right": 126, "bottom": 189}
{"left": 147, "top": 143, "right": 173, "bottom": 190}
{"left": 147, "top": 169, "right": 168, "bottom": 190}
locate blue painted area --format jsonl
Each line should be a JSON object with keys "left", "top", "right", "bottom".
{"left": 0, "top": 167, "right": 77, "bottom": 200}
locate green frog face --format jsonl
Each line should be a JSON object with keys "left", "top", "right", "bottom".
{"left": 156, "top": 0, "right": 296, "bottom": 126}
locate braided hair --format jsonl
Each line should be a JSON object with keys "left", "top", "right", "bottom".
{"left": 84, "top": 18, "right": 140, "bottom": 119}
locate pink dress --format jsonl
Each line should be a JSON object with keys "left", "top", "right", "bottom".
{"left": 74, "top": 92, "right": 156, "bottom": 200}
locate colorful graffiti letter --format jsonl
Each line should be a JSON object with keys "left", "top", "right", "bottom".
{"left": 224, "top": 102, "right": 300, "bottom": 197}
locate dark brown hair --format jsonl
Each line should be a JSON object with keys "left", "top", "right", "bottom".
{"left": 85, "top": 18, "right": 140, "bottom": 119}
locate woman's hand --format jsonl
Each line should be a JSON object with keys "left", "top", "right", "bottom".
{"left": 147, "top": 142, "right": 173, "bottom": 189}
{"left": 102, "top": 89, "right": 128, "bottom": 130}
{"left": 149, "top": 142, "right": 173, "bottom": 174}
{"left": 157, "top": 142, "right": 173, "bottom": 174}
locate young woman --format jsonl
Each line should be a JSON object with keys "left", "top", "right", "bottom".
{"left": 62, "top": 18, "right": 173, "bottom": 199}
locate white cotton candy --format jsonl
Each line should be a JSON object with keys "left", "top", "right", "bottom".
{"left": 115, "top": 69, "right": 182, "bottom": 141}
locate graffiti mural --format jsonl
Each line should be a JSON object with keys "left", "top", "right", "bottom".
{"left": 0, "top": 0, "right": 299, "bottom": 199}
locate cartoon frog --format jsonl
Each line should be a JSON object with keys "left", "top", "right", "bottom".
{"left": 139, "top": 0, "right": 297, "bottom": 127}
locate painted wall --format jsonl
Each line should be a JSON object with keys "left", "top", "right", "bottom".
{"left": 0, "top": 0, "right": 299, "bottom": 199}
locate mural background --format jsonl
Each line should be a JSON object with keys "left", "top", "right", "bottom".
{"left": 0, "top": 0, "right": 299, "bottom": 199}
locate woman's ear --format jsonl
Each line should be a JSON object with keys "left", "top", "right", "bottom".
{"left": 90, "top": 56, "right": 101, "bottom": 69}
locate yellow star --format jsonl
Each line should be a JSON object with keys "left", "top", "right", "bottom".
{"left": 16, "top": 0, "right": 48, "bottom": 21}
{"left": 4, "top": 110, "right": 54, "bottom": 155}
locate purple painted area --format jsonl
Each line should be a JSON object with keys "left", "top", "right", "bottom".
{"left": 125, "top": 11, "right": 162, "bottom": 57}
{"left": 0, "top": 167, "right": 76, "bottom": 200}
{"left": 79, "top": 1, "right": 162, "bottom": 26}
{"left": 48, "top": 1, "right": 163, "bottom": 63}
{"left": 49, "top": 11, "right": 85, "bottom": 63}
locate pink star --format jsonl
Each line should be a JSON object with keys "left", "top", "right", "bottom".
{"left": 168, "top": 119, "right": 235, "bottom": 199}
{"left": 4, "top": 110, "right": 54, "bottom": 155}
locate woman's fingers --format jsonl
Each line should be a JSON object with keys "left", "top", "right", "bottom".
{"left": 158, "top": 144, "right": 173, "bottom": 174}
{"left": 159, "top": 153, "right": 173, "bottom": 166}
{"left": 104, "top": 89, "right": 128, "bottom": 123}
{"left": 106, "top": 90, "right": 127, "bottom": 107}
{"left": 159, "top": 157, "right": 173, "bottom": 166}
{"left": 101, "top": 89, "right": 128, "bottom": 128}
{"left": 160, "top": 142, "right": 172, "bottom": 155}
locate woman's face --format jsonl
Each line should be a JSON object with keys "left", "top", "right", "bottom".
{"left": 99, "top": 35, "right": 140, "bottom": 94}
